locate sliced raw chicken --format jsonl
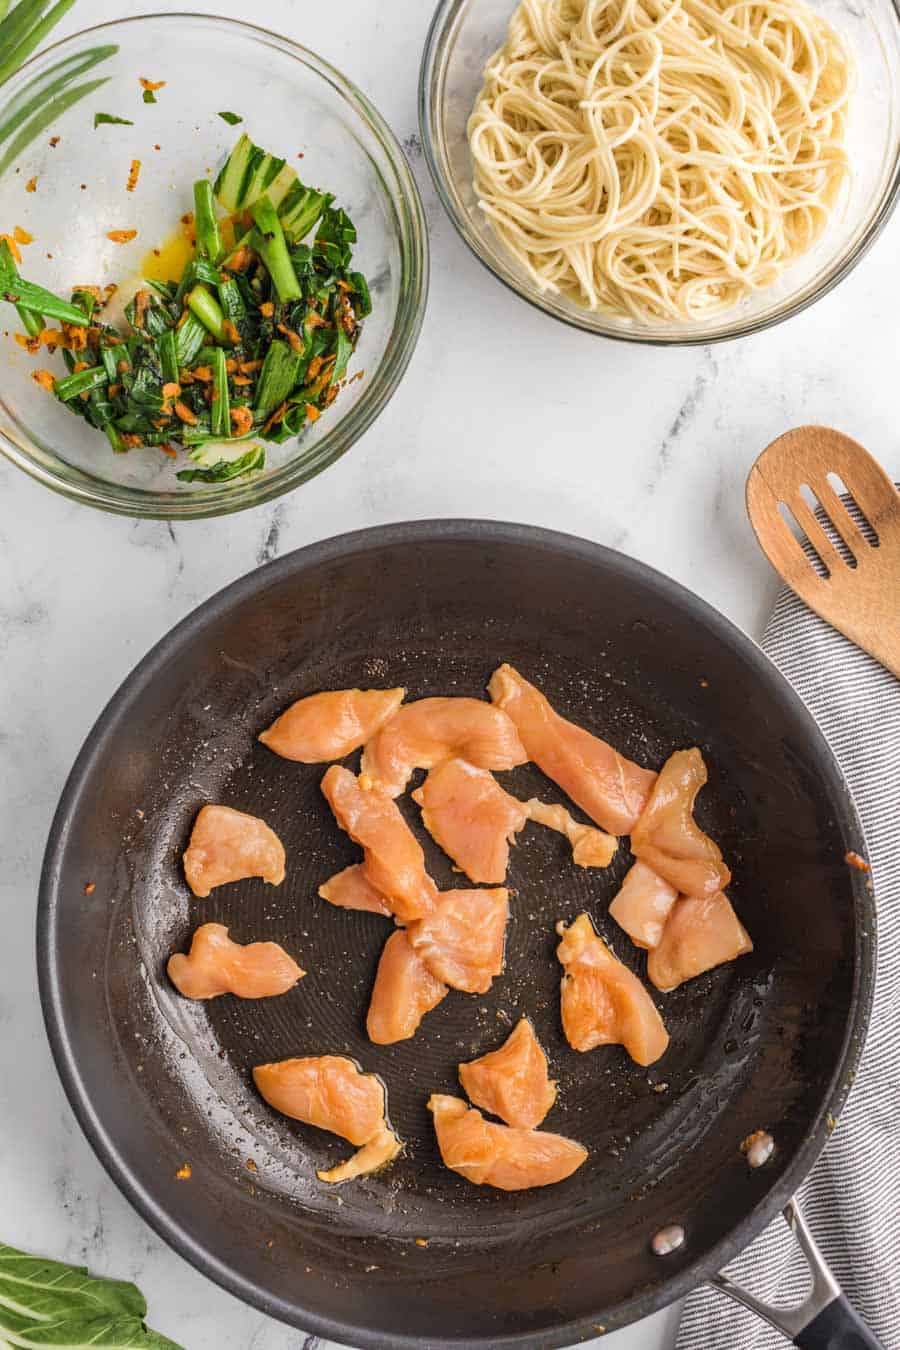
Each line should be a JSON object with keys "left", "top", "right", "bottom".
{"left": 487, "top": 665, "right": 656, "bottom": 835}
{"left": 318, "top": 863, "right": 392, "bottom": 918}
{"left": 556, "top": 914, "right": 669, "bottom": 1066}
{"left": 609, "top": 861, "right": 679, "bottom": 950}
{"left": 459, "top": 1018, "right": 557, "bottom": 1128}
{"left": 412, "top": 759, "right": 615, "bottom": 884}
{"left": 317, "top": 1125, "right": 402, "bottom": 1184}
{"left": 321, "top": 765, "right": 436, "bottom": 922}
{"left": 408, "top": 888, "right": 509, "bottom": 994}
{"left": 631, "top": 748, "right": 731, "bottom": 899}
{"left": 361, "top": 697, "right": 526, "bottom": 797}
{"left": 167, "top": 923, "right": 304, "bottom": 1000}
{"left": 259, "top": 687, "right": 405, "bottom": 763}
{"left": 647, "top": 892, "right": 753, "bottom": 992}
{"left": 183, "top": 804, "right": 286, "bottom": 898}
{"left": 428, "top": 1094, "right": 586, "bottom": 1190}
{"left": 253, "top": 1055, "right": 402, "bottom": 1183}
{"left": 522, "top": 798, "right": 617, "bottom": 868}
{"left": 412, "top": 759, "right": 527, "bottom": 883}
{"left": 367, "top": 929, "right": 448, "bottom": 1044}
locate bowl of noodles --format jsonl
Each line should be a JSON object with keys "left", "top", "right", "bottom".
{"left": 420, "top": 0, "right": 900, "bottom": 343}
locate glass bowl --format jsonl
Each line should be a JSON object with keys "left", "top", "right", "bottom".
{"left": 420, "top": 0, "right": 900, "bottom": 345}
{"left": 0, "top": 14, "right": 428, "bottom": 518}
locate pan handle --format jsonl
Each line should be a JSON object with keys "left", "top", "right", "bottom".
{"left": 707, "top": 1198, "right": 885, "bottom": 1348}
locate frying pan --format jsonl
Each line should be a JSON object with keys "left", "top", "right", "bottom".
{"left": 38, "top": 520, "right": 878, "bottom": 1349}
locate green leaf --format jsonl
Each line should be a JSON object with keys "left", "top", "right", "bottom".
{"left": 177, "top": 442, "right": 264, "bottom": 482}
{"left": 0, "top": 0, "right": 78, "bottom": 90}
{"left": 0, "top": 45, "right": 115, "bottom": 148}
{"left": 217, "top": 110, "right": 242, "bottom": 125}
{"left": 0, "top": 1248, "right": 144, "bottom": 1323}
{"left": 142, "top": 88, "right": 156, "bottom": 104}
{"left": 0, "top": 75, "right": 110, "bottom": 177}
{"left": 93, "top": 112, "right": 132, "bottom": 128}
{"left": 0, "top": 0, "right": 53, "bottom": 76}
{"left": 0, "top": 240, "right": 90, "bottom": 325}
{"left": 0, "top": 1309, "right": 182, "bottom": 1348}
{"left": 253, "top": 338, "right": 301, "bottom": 415}
{"left": 333, "top": 327, "right": 353, "bottom": 382}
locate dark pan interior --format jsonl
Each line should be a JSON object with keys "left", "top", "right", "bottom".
{"left": 38, "top": 522, "right": 873, "bottom": 1349}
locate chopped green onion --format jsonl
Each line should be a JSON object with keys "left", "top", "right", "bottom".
{"left": 186, "top": 285, "right": 229, "bottom": 344}
{"left": 55, "top": 364, "right": 106, "bottom": 401}
{"left": 99, "top": 344, "right": 118, "bottom": 382}
{"left": 218, "top": 110, "right": 242, "bottom": 125}
{"left": 217, "top": 276, "right": 245, "bottom": 326}
{"left": 0, "top": 0, "right": 77, "bottom": 89}
{"left": 0, "top": 74, "right": 110, "bottom": 176}
{"left": 16, "top": 304, "right": 42, "bottom": 336}
{"left": 94, "top": 111, "right": 133, "bottom": 127}
{"left": 105, "top": 422, "right": 126, "bottom": 453}
{"left": 0, "top": 240, "right": 90, "bottom": 324}
{"left": 174, "top": 312, "right": 206, "bottom": 366}
{"left": 209, "top": 347, "right": 230, "bottom": 438}
{"left": 249, "top": 195, "right": 301, "bottom": 302}
{"left": 193, "top": 179, "right": 223, "bottom": 264}
{"left": 158, "top": 328, "right": 179, "bottom": 385}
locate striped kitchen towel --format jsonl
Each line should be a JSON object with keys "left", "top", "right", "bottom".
{"left": 677, "top": 579, "right": 900, "bottom": 1349}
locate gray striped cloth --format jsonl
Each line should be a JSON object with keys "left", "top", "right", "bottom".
{"left": 677, "top": 581, "right": 900, "bottom": 1349}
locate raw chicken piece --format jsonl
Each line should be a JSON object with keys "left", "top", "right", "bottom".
{"left": 317, "top": 1125, "right": 402, "bottom": 1184}
{"left": 259, "top": 687, "right": 405, "bottom": 763}
{"left": 412, "top": 759, "right": 616, "bottom": 884}
{"left": 253, "top": 1055, "right": 402, "bottom": 1183}
{"left": 647, "top": 892, "right": 753, "bottom": 992}
{"left": 167, "top": 923, "right": 304, "bottom": 1000}
{"left": 412, "top": 759, "right": 527, "bottom": 883}
{"left": 318, "top": 863, "right": 392, "bottom": 918}
{"left": 367, "top": 930, "right": 448, "bottom": 1044}
{"left": 522, "top": 799, "right": 617, "bottom": 868}
{"left": 428, "top": 1094, "right": 586, "bottom": 1190}
{"left": 609, "top": 861, "right": 679, "bottom": 950}
{"left": 321, "top": 765, "right": 436, "bottom": 922}
{"left": 183, "top": 804, "right": 286, "bottom": 898}
{"left": 459, "top": 1018, "right": 557, "bottom": 1128}
{"left": 488, "top": 665, "right": 656, "bottom": 835}
{"left": 556, "top": 914, "right": 669, "bottom": 1066}
{"left": 631, "top": 748, "right": 731, "bottom": 899}
{"left": 408, "top": 888, "right": 509, "bottom": 994}
{"left": 361, "top": 697, "right": 527, "bottom": 797}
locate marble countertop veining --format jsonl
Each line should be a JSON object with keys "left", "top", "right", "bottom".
{"left": 1, "top": 1, "right": 898, "bottom": 1348}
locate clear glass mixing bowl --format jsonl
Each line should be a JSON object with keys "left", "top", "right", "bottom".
{"left": 420, "top": 0, "right": 900, "bottom": 344}
{"left": 0, "top": 14, "right": 428, "bottom": 517}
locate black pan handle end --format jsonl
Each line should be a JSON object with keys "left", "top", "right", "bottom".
{"left": 707, "top": 1198, "right": 885, "bottom": 1349}
{"left": 796, "top": 1295, "right": 883, "bottom": 1350}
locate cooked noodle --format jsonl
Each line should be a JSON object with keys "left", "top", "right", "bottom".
{"left": 468, "top": 0, "right": 853, "bottom": 322}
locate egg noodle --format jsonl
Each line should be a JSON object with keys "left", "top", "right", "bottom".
{"left": 468, "top": 0, "right": 853, "bottom": 323}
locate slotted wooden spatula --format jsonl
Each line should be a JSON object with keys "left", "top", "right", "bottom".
{"left": 746, "top": 425, "right": 900, "bottom": 679}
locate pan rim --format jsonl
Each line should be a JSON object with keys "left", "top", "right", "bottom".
{"left": 36, "top": 518, "right": 875, "bottom": 1349}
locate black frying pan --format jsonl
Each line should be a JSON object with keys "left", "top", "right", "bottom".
{"left": 38, "top": 521, "right": 878, "bottom": 1349}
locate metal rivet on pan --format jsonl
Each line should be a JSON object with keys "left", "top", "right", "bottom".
{"left": 742, "top": 1129, "right": 775, "bottom": 1168}
{"left": 651, "top": 1225, "right": 685, "bottom": 1256}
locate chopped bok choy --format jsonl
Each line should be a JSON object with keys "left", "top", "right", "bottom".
{"left": 2, "top": 132, "right": 371, "bottom": 485}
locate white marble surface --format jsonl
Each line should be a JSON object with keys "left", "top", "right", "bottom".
{"left": 1, "top": 1, "right": 899, "bottom": 1347}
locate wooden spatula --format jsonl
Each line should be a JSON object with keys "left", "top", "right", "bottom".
{"left": 746, "top": 425, "right": 900, "bottom": 679}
